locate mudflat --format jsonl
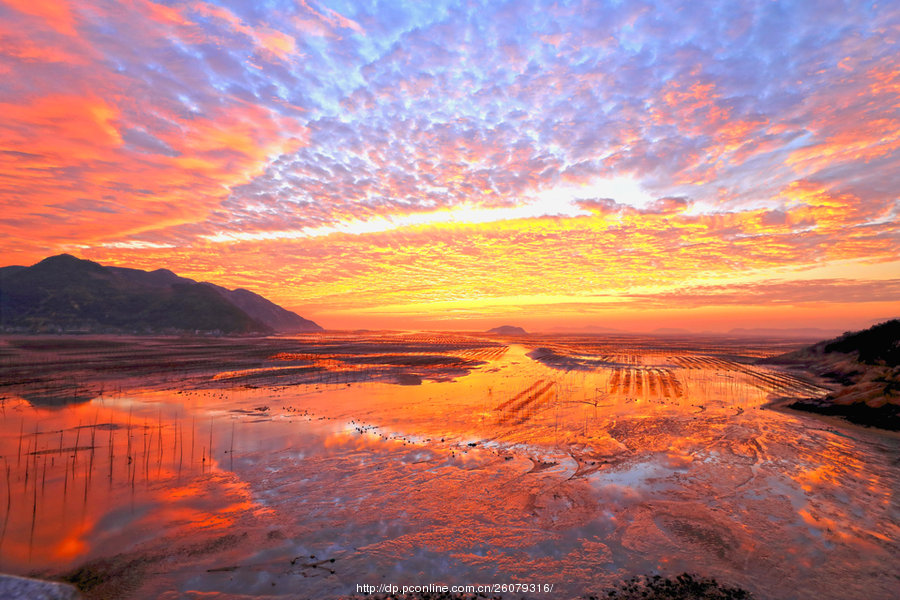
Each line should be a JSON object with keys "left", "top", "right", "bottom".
{"left": 0, "top": 333, "right": 897, "bottom": 599}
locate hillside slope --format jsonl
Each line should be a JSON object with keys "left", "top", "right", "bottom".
{"left": 766, "top": 319, "right": 900, "bottom": 429}
{"left": 0, "top": 255, "right": 322, "bottom": 334}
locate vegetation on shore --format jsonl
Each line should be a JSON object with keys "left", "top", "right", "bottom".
{"left": 766, "top": 319, "right": 900, "bottom": 430}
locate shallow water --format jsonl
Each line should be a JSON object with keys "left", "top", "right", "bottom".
{"left": 0, "top": 334, "right": 898, "bottom": 599}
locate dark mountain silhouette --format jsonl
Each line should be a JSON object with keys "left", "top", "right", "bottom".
{"left": 0, "top": 254, "right": 322, "bottom": 334}
{"left": 200, "top": 283, "right": 320, "bottom": 333}
{"left": 820, "top": 319, "right": 900, "bottom": 366}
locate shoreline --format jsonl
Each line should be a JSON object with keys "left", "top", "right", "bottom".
{"left": 764, "top": 397, "right": 900, "bottom": 440}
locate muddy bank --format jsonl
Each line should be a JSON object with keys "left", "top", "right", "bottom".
{"left": 0, "top": 333, "right": 504, "bottom": 404}
{"left": 783, "top": 397, "right": 900, "bottom": 430}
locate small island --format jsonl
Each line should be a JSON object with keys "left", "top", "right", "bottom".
{"left": 486, "top": 325, "right": 527, "bottom": 335}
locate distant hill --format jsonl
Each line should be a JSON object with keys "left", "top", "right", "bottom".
{"left": 728, "top": 327, "right": 843, "bottom": 339}
{"left": 766, "top": 319, "right": 900, "bottom": 429}
{"left": 487, "top": 325, "right": 527, "bottom": 335}
{"left": 548, "top": 325, "right": 623, "bottom": 333}
{"left": 651, "top": 327, "right": 691, "bottom": 335}
{"left": 0, "top": 254, "right": 322, "bottom": 335}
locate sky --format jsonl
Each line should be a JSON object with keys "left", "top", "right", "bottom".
{"left": 1, "top": 0, "right": 898, "bottom": 332}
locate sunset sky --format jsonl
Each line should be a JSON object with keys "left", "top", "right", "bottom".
{"left": 2, "top": 0, "right": 898, "bottom": 331}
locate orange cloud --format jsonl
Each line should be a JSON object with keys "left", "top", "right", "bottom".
{"left": 787, "top": 121, "right": 900, "bottom": 174}
{"left": 0, "top": 93, "right": 304, "bottom": 257}
{"left": 192, "top": 2, "right": 297, "bottom": 61}
{"left": 2, "top": 0, "right": 79, "bottom": 36}
{"left": 0, "top": 23, "right": 84, "bottom": 64}
{"left": 138, "top": 0, "right": 194, "bottom": 28}
{"left": 654, "top": 79, "right": 730, "bottom": 135}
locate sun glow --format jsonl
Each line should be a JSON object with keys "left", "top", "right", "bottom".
{"left": 536, "top": 175, "right": 656, "bottom": 210}
{"left": 203, "top": 176, "right": 656, "bottom": 244}
{"left": 203, "top": 196, "right": 590, "bottom": 243}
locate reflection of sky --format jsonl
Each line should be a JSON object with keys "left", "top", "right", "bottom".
{"left": 1, "top": 339, "right": 898, "bottom": 598}
{"left": 1, "top": 0, "right": 898, "bottom": 328}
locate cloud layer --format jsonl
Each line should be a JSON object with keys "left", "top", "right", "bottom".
{"left": 1, "top": 0, "right": 898, "bottom": 329}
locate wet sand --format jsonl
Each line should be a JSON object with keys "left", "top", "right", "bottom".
{"left": 0, "top": 333, "right": 898, "bottom": 599}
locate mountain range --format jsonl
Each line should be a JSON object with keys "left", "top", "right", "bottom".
{"left": 0, "top": 254, "right": 322, "bottom": 335}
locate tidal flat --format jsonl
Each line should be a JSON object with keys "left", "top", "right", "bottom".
{"left": 0, "top": 333, "right": 897, "bottom": 599}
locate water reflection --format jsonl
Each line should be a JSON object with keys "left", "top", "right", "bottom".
{"left": 0, "top": 394, "right": 238, "bottom": 569}
{"left": 0, "top": 334, "right": 897, "bottom": 600}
